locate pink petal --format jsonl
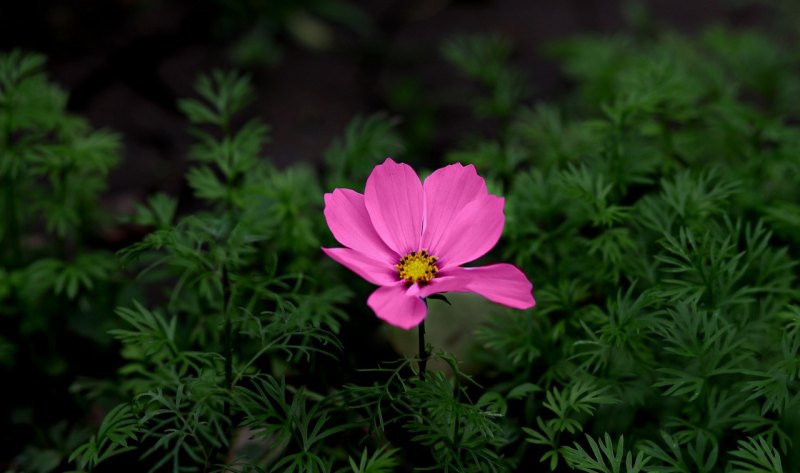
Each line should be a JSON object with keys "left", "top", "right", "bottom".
{"left": 434, "top": 194, "right": 505, "bottom": 269}
{"left": 324, "top": 189, "right": 398, "bottom": 264}
{"left": 364, "top": 158, "right": 424, "bottom": 255}
{"left": 367, "top": 283, "right": 428, "bottom": 330}
{"left": 322, "top": 247, "right": 398, "bottom": 286}
{"left": 420, "top": 163, "right": 488, "bottom": 257}
{"left": 417, "top": 264, "right": 535, "bottom": 309}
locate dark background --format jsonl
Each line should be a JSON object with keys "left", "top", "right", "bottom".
{"left": 0, "top": 0, "right": 774, "bottom": 208}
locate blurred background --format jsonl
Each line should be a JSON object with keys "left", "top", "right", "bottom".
{"left": 0, "top": 0, "right": 790, "bottom": 204}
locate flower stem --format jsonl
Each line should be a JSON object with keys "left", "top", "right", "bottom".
{"left": 418, "top": 319, "right": 428, "bottom": 381}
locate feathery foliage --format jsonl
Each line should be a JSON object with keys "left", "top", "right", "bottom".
{"left": 4, "top": 4, "right": 800, "bottom": 472}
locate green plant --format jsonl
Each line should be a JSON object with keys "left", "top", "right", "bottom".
{"left": 446, "top": 22, "right": 800, "bottom": 472}
{"left": 6, "top": 5, "right": 800, "bottom": 472}
{"left": 0, "top": 49, "right": 122, "bottom": 471}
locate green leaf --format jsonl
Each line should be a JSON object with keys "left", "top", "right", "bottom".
{"left": 729, "top": 437, "right": 784, "bottom": 473}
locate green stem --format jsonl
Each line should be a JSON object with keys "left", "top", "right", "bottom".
{"left": 4, "top": 177, "right": 20, "bottom": 266}
{"left": 221, "top": 264, "right": 233, "bottom": 448}
{"left": 418, "top": 320, "right": 428, "bottom": 381}
{"left": 2, "top": 106, "right": 20, "bottom": 267}
{"left": 223, "top": 264, "right": 232, "bottom": 390}
{"left": 56, "top": 171, "right": 70, "bottom": 260}
{"left": 453, "top": 402, "right": 461, "bottom": 451}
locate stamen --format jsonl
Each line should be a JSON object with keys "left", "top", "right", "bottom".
{"left": 395, "top": 249, "right": 439, "bottom": 284}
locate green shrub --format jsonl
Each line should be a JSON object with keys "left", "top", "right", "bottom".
{"left": 0, "top": 49, "right": 122, "bottom": 471}
{"left": 3, "top": 12, "right": 800, "bottom": 473}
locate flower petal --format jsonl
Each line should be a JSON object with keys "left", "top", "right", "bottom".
{"left": 324, "top": 189, "right": 398, "bottom": 264}
{"left": 417, "top": 264, "right": 535, "bottom": 309}
{"left": 434, "top": 194, "right": 505, "bottom": 268}
{"left": 322, "top": 247, "right": 398, "bottom": 286}
{"left": 367, "top": 283, "right": 428, "bottom": 330}
{"left": 421, "top": 163, "right": 487, "bottom": 256}
{"left": 364, "top": 158, "right": 424, "bottom": 255}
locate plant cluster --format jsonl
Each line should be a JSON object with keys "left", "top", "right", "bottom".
{"left": 2, "top": 10, "right": 800, "bottom": 473}
{"left": 0, "top": 50, "right": 121, "bottom": 472}
{"left": 454, "top": 26, "right": 800, "bottom": 472}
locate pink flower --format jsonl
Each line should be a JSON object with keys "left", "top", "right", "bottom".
{"left": 322, "top": 158, "right": 535, "bottom": 330}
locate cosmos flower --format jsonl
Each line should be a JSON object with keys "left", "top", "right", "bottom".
{"left": 322, "top": 158, "right": 535, "bottom": 330}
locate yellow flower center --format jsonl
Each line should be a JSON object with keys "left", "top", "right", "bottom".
{"left": 395, "top": 250, "right": 439, "bottom": 284}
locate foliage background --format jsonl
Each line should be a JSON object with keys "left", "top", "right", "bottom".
{"left": 2, "top": 0, "right": 800, "bottom": 472}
